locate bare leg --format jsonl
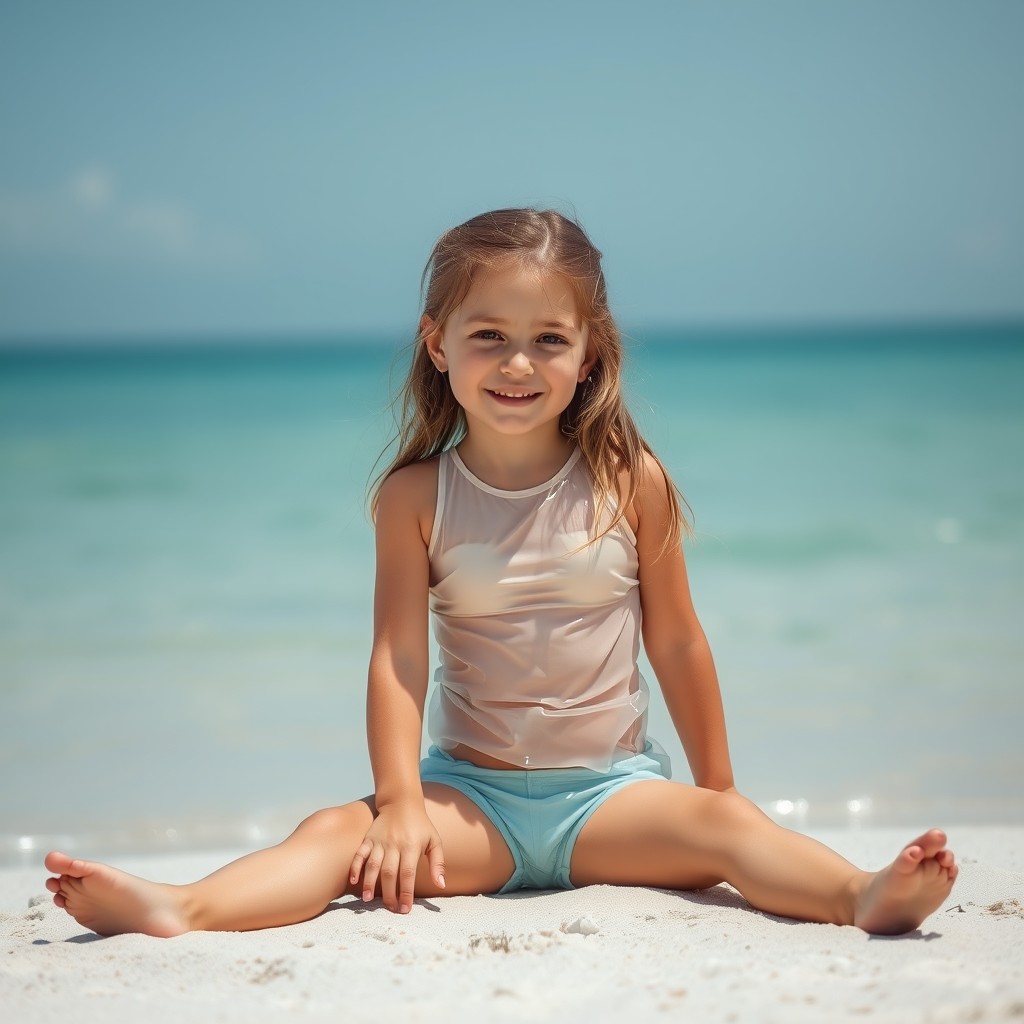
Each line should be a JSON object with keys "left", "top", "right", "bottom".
{"left": 571, "top": 781, "right": 957, "bottom": 934}
{"left": 44, "top": 785, "right": 515, "bottom": 937}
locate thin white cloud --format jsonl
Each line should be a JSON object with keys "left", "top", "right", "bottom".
{"left": 0, "top": 166, "right": 260, "bottom": 270}
{"left": 69, "top": 167, "right": 114, "bottom": 209}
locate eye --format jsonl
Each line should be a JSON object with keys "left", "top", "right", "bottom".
{"left": 473, "top": 329, "right": 504, "bottom": 342}
{"left": 538, "top": 334, "right": 568, "bottom": 346}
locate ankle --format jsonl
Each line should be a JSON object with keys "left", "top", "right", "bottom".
{"left": 173, "top": 883, "right": 202, "bottom": 932}
{"left": 841, "top": 870, "right": 871, "bottom": 926}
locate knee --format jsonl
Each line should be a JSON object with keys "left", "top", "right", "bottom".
{"left": 294, "top": 801, "right": 370, "bottom": 843}
{"left": 702, "top": 790, "right": 765, "bottom": 834}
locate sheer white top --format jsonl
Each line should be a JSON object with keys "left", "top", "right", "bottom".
{"left": 426, "top": 447, "right": 650, "bottom": 770}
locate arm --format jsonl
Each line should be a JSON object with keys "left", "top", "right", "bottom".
{"left": 632, "top": 454, "right": 736, "bottom": 792}
{"left": 349, "top": 464, "right": 446, "bottom": 912}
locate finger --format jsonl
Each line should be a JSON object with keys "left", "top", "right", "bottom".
{"left": 426, "top": 836, "right": 446, "bottom": 890}
{"left": 379, "top": 849, "right": 401, "bottom": 912}
{"left": 350, "top": 840, "right": 372, "bottom": 886}
{"left": 398, "top": 847, "right": 418, "bottom": 913}
{"left": 362, "top": 845, "right": 385, "bottom": 902}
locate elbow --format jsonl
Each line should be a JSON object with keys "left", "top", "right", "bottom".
{"left": 643, "top": 630, "right": 709, "bottom": 669}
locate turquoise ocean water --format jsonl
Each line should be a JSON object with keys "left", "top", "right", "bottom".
{"left": 1, "top": 325, "right": 1022, "bottom": 864}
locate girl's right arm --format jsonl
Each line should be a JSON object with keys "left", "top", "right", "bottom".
{"left": 349, "top": 463, "right": 446, "bottom": 914}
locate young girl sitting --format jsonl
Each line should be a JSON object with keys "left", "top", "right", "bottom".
{"left": 44, "top": 208, "right": 957, "bottom": 937}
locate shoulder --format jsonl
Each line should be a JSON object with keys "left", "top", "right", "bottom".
{"left": 377, "top": 456, "right": 440, "bottom": 506}
{"left": 636, "top": 449, "right": 674, "bottom": 506}
{"left": 375, "top": 457, "right": 441, "bottom": 547}
{"left": 618, "top": 450, "right": 673, "bottom": 537}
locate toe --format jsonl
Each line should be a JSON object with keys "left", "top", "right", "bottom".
{"left": 44, "top": 851, "right": 88, "bottom": 877}
{"left": 44, "top": 851, "right": 71, "bottom": 874}
{"left": 900, "top": 845, "right": 924, "bottom": 870}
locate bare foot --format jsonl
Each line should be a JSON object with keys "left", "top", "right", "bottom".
{"left": 853, "top": 829, "right": 958, "bottom": 935}
{"left": 44, "top": 851, "right": 191, "bottom": 938}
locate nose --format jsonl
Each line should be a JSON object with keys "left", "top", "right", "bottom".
{"left": 501, "top": 348, "right": 533, "bottom": 376}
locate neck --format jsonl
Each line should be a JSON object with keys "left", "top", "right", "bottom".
{"left": 456, "top": 427, "right": 575, "bottom": 491}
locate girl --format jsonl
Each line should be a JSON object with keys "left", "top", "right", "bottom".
{"left": 44, "top": 208, "right": 957, "bottom": 937}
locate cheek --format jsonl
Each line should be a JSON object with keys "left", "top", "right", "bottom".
{"left": 443, "top": 361, "right": 479, "bottom": 403}
{"left": 560, "top": 353, "right": 589, "bottom": 384}
{"left": 447, "top": 377, "right": 471, "bottom": 404}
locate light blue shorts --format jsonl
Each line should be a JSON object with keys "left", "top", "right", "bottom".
{"left": 419, "top": 744, "right": 671, "bottom": 893}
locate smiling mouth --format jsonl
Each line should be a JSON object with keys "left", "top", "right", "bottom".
{"left": 487, "top": 389, "right": 540, "bottom": 400}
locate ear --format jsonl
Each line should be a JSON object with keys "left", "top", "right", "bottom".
{"left": 421, "top": 315, "right": 447, "bottom": 372}
{"left": 578, "top": 343, "right": 598, "bottom": 384}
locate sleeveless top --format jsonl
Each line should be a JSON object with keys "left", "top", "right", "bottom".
{"left": 426, "top": 446, "right": 650, "bottom": 770}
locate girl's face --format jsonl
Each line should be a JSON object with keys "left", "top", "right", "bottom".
{"left": 423, "top": 264, "right": 596, "bottom": 445}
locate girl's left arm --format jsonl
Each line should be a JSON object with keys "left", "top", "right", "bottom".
{"left": 632, "top": 454, "right": 736, "bottom": 792}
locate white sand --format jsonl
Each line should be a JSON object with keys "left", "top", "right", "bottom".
{"left": 2, "top": 827, "right": 1022, "bottom": 1023}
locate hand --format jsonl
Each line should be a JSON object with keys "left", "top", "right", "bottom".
{"left": 349, "top": 800, "right": 446, "bottom": 914}
{"left": 697, "top": 782, "right": 739, "bottom": 796}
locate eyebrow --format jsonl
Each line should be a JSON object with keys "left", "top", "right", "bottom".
{"left": 463, "top": 314, "right": 577, "bottom": 332}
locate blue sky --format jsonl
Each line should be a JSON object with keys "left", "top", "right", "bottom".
{"left": 1, "top": 0, "right": 1021, "bottom": 340}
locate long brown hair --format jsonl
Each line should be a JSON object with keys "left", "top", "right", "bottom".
{"left": 370, "top": 208, "right": 689, "bottom": 545}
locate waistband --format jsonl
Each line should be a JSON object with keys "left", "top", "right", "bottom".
{"left": 425, "top": 742, "right": 671, "bottom": 786}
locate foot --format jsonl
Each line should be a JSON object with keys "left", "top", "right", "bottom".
{"left": 44, "top": 851, "right": 191, "bottom": 938}
{"left": 853, "top": 829, "right": 958, "bottom": 935}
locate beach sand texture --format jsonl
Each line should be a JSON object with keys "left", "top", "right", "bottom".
{"left": 2, "top": 827, "right": 1022, "bottom": 1023}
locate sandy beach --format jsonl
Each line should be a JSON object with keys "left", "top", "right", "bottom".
{"left": 2, "top": 826, "right": 1021, "bottom": 1023}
